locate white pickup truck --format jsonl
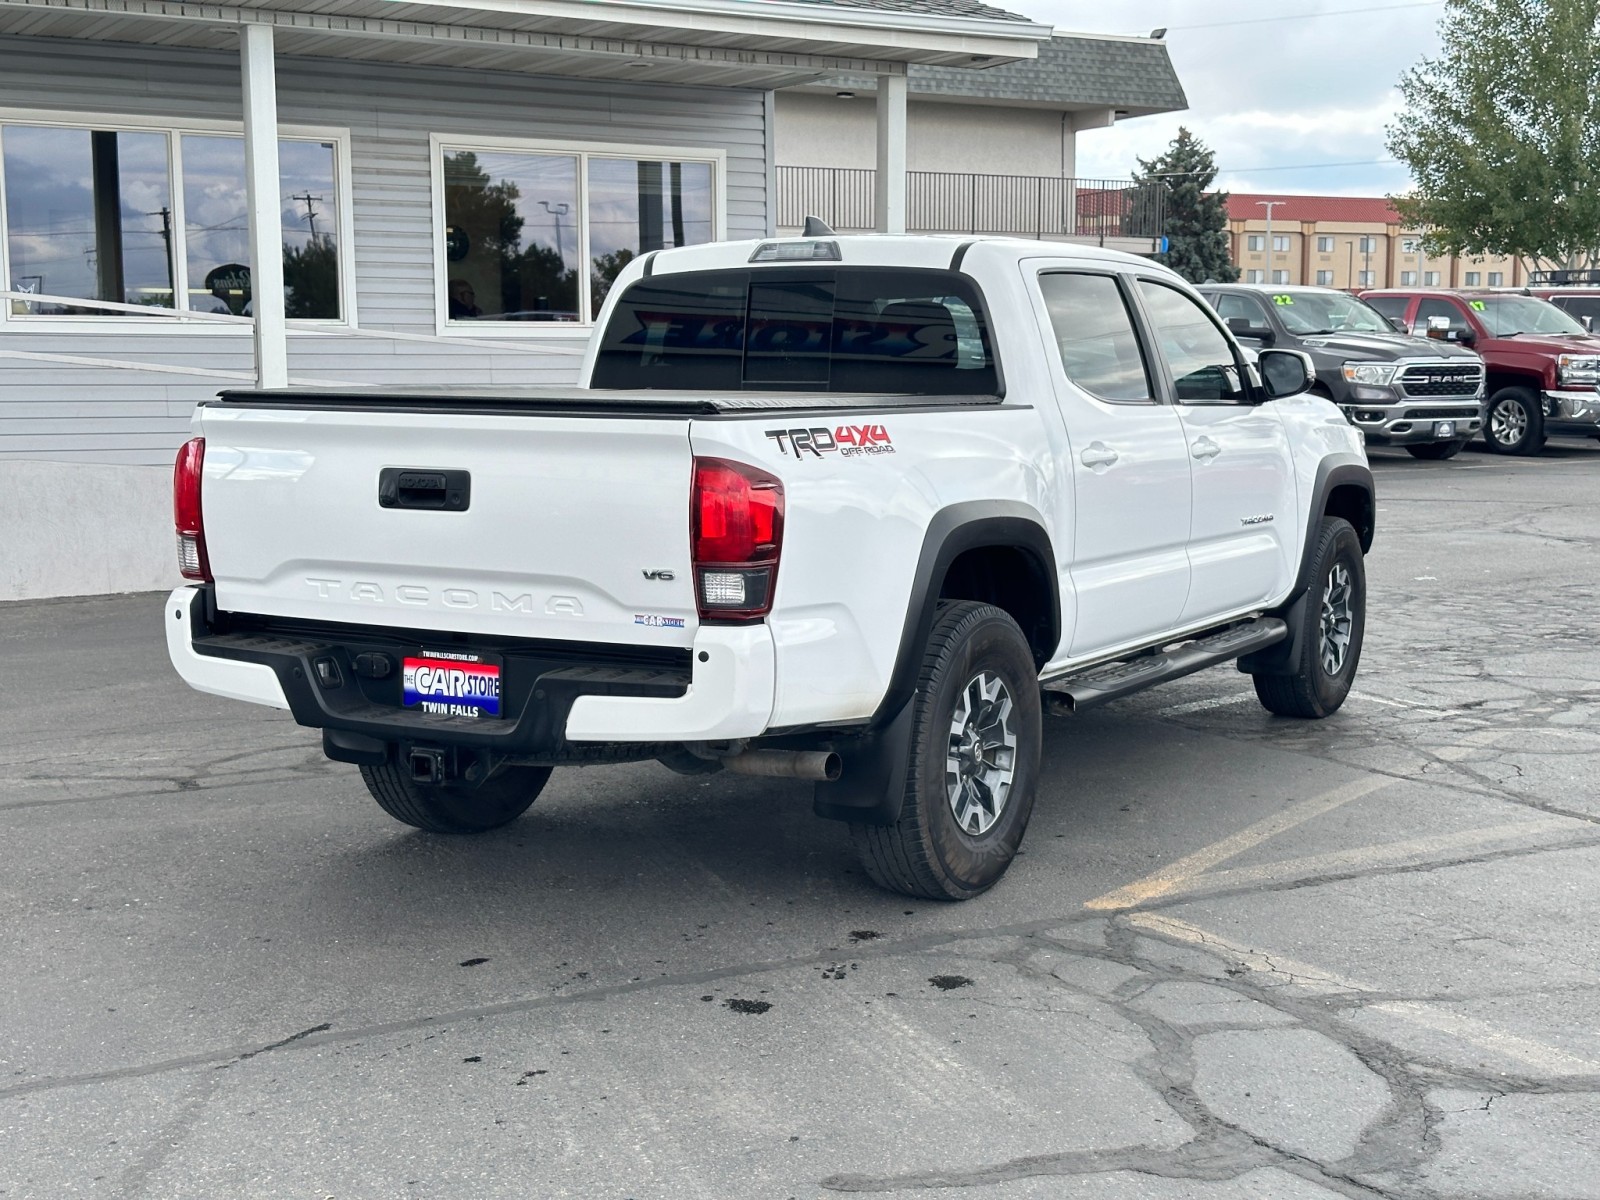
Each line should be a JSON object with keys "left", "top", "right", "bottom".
{"left": 166, "top": 233, "right": 1374, "bottom": 900}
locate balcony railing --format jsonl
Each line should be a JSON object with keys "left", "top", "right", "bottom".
{"left": 776, "top": 166, "right": 1166, "bottom": 242}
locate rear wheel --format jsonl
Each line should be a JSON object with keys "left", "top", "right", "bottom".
{"left": 1405, "top": 440, "right": 1465, "bottom": 460}
{"left": 1252, "top": 517, "right": 1365, "bottom": 719}
{"left": 1484, "top": 386, "right": 1546, "bottom": 455}
{"left": 851, "top": 602, "right": 1042, "bottom": 901}
{"left": 360, "top": 759, "right": 551, "bottom": 833}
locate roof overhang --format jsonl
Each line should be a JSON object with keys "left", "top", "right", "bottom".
{"left": 0, "top": 0, "right": 1053, "bottom": 89}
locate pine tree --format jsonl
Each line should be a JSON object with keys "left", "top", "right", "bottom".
{"left": 1134, "top": 128, "right": 1237, "bottom": 283}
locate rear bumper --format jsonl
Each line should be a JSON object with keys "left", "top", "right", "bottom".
{"left": 164, "top": 586, "right": 774, "bottom": 750}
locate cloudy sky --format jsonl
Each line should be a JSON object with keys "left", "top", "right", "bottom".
{"left": 1027, "top": 0, "right": 1446, "bottom": 196}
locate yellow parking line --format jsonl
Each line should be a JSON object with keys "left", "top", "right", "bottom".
{"left": 1084, "top": 776, "right": 1394, "bottom": 911}
{"left": 1149, "top": 815, "right": 1580, "bottom": 902}
{"left": 1129, "top": 914, "right": 1600, "bottom": 1076}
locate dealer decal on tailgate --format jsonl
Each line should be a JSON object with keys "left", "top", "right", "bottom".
{"left": 402, "top": 650, "right": 501, "bottom": 718}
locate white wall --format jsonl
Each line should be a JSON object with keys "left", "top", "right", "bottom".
{"left": 775, "top": 93, "right": 1083, "bottom": 177}
{"left": 0, "top": 461, "right": 181, "bottom": 600}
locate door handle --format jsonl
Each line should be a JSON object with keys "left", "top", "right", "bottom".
{"left": 1080, "top": 442, "right": 1120, "bottom": 469}
{"left": 1191, "top": 436, "right": 1222, "bottom": 462}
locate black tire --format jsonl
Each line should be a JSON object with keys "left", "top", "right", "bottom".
{"left": 1253, "top": 517, "right": 1365, "bottom": 719}
{"left": 1483, "top": 386, "right": 1546, "bottom": 455}
{"left": 850, "top": 602, "right": 1042, "bottom": 901}
{"left": 1405, "top": 440, "right": 1464, "bottom": 460}
{"left": 359, "top": 759, "right": 551, "bottom": 833}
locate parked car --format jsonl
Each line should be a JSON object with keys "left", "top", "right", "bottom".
{"left": 165, "top": 234, "right": 1374, "bottom": 900}
{"left": 1361, "top": 288, "right": 1600, "bottom": 455}
{"left": 1198, "top": 283, "right": 1485, "bottom": 460}
{"left": 1524, "top": 287, "right": 1600, "bottom": 332}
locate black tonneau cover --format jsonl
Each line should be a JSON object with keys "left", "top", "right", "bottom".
{"left": 210, "top": 387, "right": 1006, "bottom": 416}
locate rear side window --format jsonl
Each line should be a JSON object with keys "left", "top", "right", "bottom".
{"left": 1364, "top": 295, "right": 1409, "bottom": 322}
{"left": 592, "top": 267, "right": 999, "bottom": 394}
{"left": 1038, "top": 273, "right": 1153, "bottom": 402}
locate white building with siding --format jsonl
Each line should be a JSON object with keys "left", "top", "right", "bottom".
{"left": 0, "top": 0, "right": 1130, "bottom": 599}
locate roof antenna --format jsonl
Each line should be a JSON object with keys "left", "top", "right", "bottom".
{"left": 801, "top": 215, "right": 836, "bottom": 236}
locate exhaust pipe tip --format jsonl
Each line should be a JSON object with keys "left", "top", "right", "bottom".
{"left": 721, "top": 749, "right": 842, "bottom": 782}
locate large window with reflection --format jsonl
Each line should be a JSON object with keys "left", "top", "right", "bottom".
{"left": 2, "top": 118, "right": 348, "bottom": 322}
{"left": 437, "top": 139, "right": 719, "bottom": 329}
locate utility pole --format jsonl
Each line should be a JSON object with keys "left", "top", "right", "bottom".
{"left": 1257, "top": 200, "right": 1285, "bottom": 284}
{"left": 539, "top": 199, "right": 571, "bottom": 266}
{"left": 1347, "top": 240, "right": 1355, "bottom": 291}
{"left": 291, "top": 192, "right": 325, "bottom": 242}
{"left": 148, "top": 207, "right": 175, "bottom": 307}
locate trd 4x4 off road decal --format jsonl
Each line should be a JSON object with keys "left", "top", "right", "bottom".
{"left": 765, "top": 425, "right": 895, "bottom": 459}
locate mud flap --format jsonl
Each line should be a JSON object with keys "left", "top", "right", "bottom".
{"left": 812, "top": 696, "right": 917, "bottom": 826}
{"left": 1237, "top": 588, "right": 1309, "bottom": 677}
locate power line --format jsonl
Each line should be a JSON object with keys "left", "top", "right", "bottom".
{"left": 1165, "top": 1, "right": 1443, "bottom": 32}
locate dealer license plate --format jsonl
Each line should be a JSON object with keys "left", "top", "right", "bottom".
{"left": 1434, "top": 421, "right": 1456, "bottom": 440}
{"left": 402, "top": 650, "right": 502, "bottom": 719}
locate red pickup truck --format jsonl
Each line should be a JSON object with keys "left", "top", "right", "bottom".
{"left": 1360, "top": 289, "right": 1600, "bottom": 455}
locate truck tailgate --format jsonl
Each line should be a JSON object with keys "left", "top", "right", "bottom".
{"left": 196, "top": 403, "right": 697, "bottom": 647}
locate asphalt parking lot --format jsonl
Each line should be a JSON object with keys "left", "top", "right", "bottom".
{"left": 4, "top": 439, "right": 1599, "bottom": 1199}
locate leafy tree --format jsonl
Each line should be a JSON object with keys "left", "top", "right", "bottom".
{"left": 1388, "top": 0, "right": 1600, "bottom": 274}
{"left": 1134, "top": 128, "right": 1238, "bottom": 283}
{"left": 590, "top": 247, "right": 636, "bottom": 312}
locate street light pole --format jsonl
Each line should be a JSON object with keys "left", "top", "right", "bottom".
{"left": 1257, "top": 201, "right": 1284, "bottom": 284}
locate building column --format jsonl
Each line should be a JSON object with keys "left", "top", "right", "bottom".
{"left": 241, "top": 23, "right": 288, "bottom": 389}
{"left": 874, "top": 73, "right": 907, "bottom": 234}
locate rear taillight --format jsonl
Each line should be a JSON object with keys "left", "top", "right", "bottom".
{"left": 173, "top": 436, "right": 211, "bottom": 582}
{"left": 692, "top": 457, "right": 784, "bottom": 620}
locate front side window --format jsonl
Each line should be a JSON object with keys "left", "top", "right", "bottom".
{"left": 1414, "top": 297, "right": 1471, "bottom": 337}
{"left": 1137, "top": 279, "right": 1246, "bottom": 403}
{"left": 1039, "top": 272, "right": 1152, "bottom": 402}
{"left": 3, "top": 121, "right": 343, "bottom": 319}
{"left": 1210, "top": 291, "right": 1271, "bottom": 330}
{"left": 439, "top": 144, "right": 717, "bottom": 327}
{"left": 592, "top": 267, "right": 997, "bottom": 394}
{"left": 1554, "top": 296, "right": 1600, "bottom": 329}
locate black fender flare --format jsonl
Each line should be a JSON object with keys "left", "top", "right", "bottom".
{"left": 1239, "top": 456, "right": 1374, "bottom": 677}
{"left": 814, "top": 501, "right": 1059, "bottom": 825}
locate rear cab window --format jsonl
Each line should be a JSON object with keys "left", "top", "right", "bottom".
{"left": 593, "top": 267, "right": 999, "bottom": 394}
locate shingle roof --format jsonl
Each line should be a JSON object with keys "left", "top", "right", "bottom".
{"left": 1226, "top": 194, "right": 1401, "bottom": 224}
{"left": 783, "top": 0, "right": 1035, "bottom": 22}
{"left": 811, "top": 34, "right": 1187, "bottom": 115}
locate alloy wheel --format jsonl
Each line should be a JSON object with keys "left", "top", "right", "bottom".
{"left": 1320, "top": 562, "right": 1355, "bottom": 676}
{"left": 1490, "top": 396, "right": 1527, "bottom": 446}
{"left": 946, "top": 672, "right": 1018, "bottom": 836}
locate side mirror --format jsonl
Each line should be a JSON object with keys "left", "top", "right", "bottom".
{"left": 1387, "top": 316, "right": 1408, "bottom": 333}
{"left": 1225, "top": 315, "right": 1275, "bottom": 345}
{"left": 1257, "top": 348, "right": 1316, "bottom": 400}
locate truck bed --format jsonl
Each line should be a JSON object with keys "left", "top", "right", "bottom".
{"left": 211, "top": 387, "right": 1007, "bottom": 417}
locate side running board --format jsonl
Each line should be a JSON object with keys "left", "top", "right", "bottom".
{"left": 1042, "top": 617, "right": 1288, "bottom": 715}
